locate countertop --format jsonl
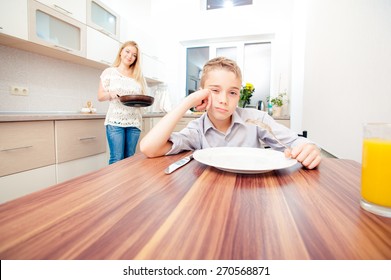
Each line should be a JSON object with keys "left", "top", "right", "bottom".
{"left": 0, "top": 111, "right": 289, "bottom": 122}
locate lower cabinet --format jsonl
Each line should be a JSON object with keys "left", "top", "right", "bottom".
{"left": 0, "top": 119, "right": 108, "bottom": 203}
{"left": 56, "top": 153, "right": 107, "bottom": 183}
{"left": 0, "top": 165, "right": 56, "bottom": 204}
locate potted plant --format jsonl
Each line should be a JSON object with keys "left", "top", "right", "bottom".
{"left": 268, "top": 93, "right": 288, "bottom": 117}
{"left": 239, "top": 82, "right": 255, "bottom": 108}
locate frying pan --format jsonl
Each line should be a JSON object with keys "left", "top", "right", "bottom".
{"left": 118, "top": 95, "right": 154, "bottom": 107}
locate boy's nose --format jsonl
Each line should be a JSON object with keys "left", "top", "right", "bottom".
{"left": 218, "top": 92, "right": 228, "bottom": 104}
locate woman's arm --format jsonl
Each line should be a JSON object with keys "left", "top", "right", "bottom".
{"left": 140, "top": 89, "right": 210, "bottom": 158}
{"left": 97, "top": 80, "right": 118, "bottom": 102}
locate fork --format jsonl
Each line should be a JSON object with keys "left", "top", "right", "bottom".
{"left": 245, "top": 119, "right": 290, "bottom": 150}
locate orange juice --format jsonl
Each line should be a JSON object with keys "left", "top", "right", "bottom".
{"left": 361, "top": 138, "right": 391, "bottom": 207}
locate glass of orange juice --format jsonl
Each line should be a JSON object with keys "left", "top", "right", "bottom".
{"left": 360, "top": 123, "right": 391, "bottom": 217}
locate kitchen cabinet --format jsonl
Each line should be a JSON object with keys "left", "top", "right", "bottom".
{"left": 0, "top": 121, "right": 55, "bottom": 177}
{"left": 28, "top": 0, "right": 86, "bottom": 57}
{"left": 0, "top": 0, "right": 28, "bottom": 40}
{"left": 142, "top": 53, "right": 165, "bottom": 84}
{"left": 0, "top": 165, "right": 56, "bottom": 204}
{"left": 56, "top": 153, "right": 107, "bottom": 183}
{"left": 0, "top": 118, "right": 107, "bottom": 203}
{"left": 55, "top": 119, "right": 106, "bottom": 163}
{"left": 35, "top": 0, "right": 86, "bottom": 23}
{"left": 86, "top": 26, "right": 120, "bottom": 66}
{"left": 0, "top": 120, "right": 56, "bottom": 204}
{"left": 87, "top": 0, "right": 120, "bottom": 40}
{"left": 55, "top": 119, "right": 107, "bottom": 183}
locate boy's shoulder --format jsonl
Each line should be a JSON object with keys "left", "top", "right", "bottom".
{"left": 235, "top": 107, "right": 269, "bottom": 119}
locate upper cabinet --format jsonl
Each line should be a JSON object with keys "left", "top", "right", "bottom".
{"left": 28, "top": 0, "right": 86, "bottom": 57}
{"left": 87, "top": 0, "right": 120, "bottom": 40}
{"left": 86, "top": 26, "right": 120, "bottom": 66}
{"left": 0, "top": 0, "right": 28, "bottom": 40}
{"left": 35, "top": 0, "right": 86, "bottom": 23}
{"left": 142, "top": 53, "right": 165, "bottom": 84}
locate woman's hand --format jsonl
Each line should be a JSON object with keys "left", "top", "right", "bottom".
{"left": 107, "top": 92, "right": 119, "bottom": 101}
{"left": 285, "top": 143, "right": 322, "bottom": 169}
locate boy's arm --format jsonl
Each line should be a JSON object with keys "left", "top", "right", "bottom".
{"left": 140, "top": 89, "right": 210, "bottom": 158}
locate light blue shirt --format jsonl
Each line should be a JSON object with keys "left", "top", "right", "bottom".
{"left": 167, "top": 107, "right": 313, "bottom": 155}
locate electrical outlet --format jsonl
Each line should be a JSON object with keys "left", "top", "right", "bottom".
{"left": 10, "top": 86, "right": 29, "bottom": 96}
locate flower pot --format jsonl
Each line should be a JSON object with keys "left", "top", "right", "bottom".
{"left": 272, "top": 106, "right": 282, "bottom": 117}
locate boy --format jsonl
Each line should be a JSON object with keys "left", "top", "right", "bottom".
{"left": 140, "top": 57, "right": 321, "bottom": 169}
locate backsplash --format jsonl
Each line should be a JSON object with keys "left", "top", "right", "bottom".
{"left": 0, "top": 45, "right": 108, "bottom": 113}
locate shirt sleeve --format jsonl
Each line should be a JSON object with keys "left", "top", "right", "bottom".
{"left": 100, "top": 68, "right": 111, "bottom": 91}
{"left": 259, "top": 113, "right": 316, "bottom": 151}
{"left": 166, "top": 119, "right": 203, "bottom": 155}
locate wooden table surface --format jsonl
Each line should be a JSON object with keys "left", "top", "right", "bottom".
{"left": 0, "top": 152, "right": 390, "bottom": 260}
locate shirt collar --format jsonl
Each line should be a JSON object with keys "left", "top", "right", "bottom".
{"left": 201, "top": 108, "right": 247, "bottom": 134}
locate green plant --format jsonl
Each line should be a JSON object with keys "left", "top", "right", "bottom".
{"left": 239, "top": 82, "right": 255, "bottom": 108}
{"left": 269, "top": 93, "right": 287, "bottom": 107}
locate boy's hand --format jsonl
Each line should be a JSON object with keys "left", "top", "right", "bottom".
{"left": 189, "top": 88, "right": 211, "bottom": 111}
{"left": 284, "top": 143, "right": 321, "bottom": 169}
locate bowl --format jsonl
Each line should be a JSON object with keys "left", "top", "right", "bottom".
{"left": 119, "top": 95, "right": 154, "bottom": 107}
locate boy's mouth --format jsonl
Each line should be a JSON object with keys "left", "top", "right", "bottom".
{"left": 214, "top": 107, "right": 229, "bottom": 113}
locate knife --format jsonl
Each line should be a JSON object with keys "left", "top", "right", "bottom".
{"left": 165, "top": 154, "right": 194, "bottom": 174}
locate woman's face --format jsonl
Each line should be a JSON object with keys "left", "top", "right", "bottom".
{"left": 120, "top": 45, "right": 138, "bottom": 67}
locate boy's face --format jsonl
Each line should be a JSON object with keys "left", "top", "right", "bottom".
{"left": 203, "top": 69, "right": 241, "bottom": 124}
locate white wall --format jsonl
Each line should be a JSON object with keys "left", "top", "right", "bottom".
{"left": 301, "top": 0, "right": 391, "bottom": 162}
{"left": 147, "top": 0, "right": 296, "bottom": 107}
{"left": 0, "top": 45, "right": 106, "bottom": 113}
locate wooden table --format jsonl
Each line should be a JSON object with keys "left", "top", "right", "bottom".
{"left": 0, "top": 152, "right": 390, "bottom": 260}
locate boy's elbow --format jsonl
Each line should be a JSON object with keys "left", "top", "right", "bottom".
{"left": 139, "top": 141, "right": 157, "bottom": 158}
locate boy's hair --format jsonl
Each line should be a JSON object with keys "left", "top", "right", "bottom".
{"left": 200, "top": 57, "right": 242, "bottom": 88}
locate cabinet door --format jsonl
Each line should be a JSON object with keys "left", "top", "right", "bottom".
{"left": 0, "top": 0, "right": 28, "bottom": 39}
{"left": 55, "top": 119, "right": 106, "bottom": 163}
{"left": 87, "top": 0, "right": 120, "bottom": 40}
{"left": 142, "top": 53, "right": 165, "bottom": 83}
{"left": 28, "top": 0, "right": 86, "bottom": 57}
{"left": 86, "top": 26, "right": 120, "bottom": 66}
{"left": 0, "top": 165, "right": 56, "bottom": 204}
{"left": 0, "top": 121, "right": 55, "bottom": 177}
{"left": 35, "top": 0, "right": 86, "bottom": 23}
{"left": 56, "top": 153, "right": 107, "bottom": 183}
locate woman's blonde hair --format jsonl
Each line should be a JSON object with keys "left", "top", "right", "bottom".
{"left": 113, "top": 41, "right": 147, "bottom": 95}
{"left": 200, "top": 57, "right": 242, "bottom": 88}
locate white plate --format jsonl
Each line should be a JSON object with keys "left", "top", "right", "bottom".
{"left": 193, "top": 147, "right": 297, "bottom": 174}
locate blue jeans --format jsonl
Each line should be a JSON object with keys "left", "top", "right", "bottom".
{"left": 106, "top": 125, "right": 141, "bottom": 164}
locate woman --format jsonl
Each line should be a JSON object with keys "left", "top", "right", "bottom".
{"left": 98, "top": 41, "right": 147, "bottom": 164}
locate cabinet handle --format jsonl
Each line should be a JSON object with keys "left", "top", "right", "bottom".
{"left": 1, "top": 145, "right": 33, "bottom": 152}
{"left": 79, "top": 136, "right": 96, "bottom": 141}
{"left": 54, "top": 45, "right": 72, "bottom": 52}
{"left": 53, "top": 4, "right": 73, "bottom": 15}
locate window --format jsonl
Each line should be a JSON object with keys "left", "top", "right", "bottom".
{"left": 206, "top": 0, "right": 253, "bottom": 10}
{"left": 185, "top": 41, "right": 271, "bottom": 107}
{"left": 186, "top": 47, "right": 209, "bottom": 96}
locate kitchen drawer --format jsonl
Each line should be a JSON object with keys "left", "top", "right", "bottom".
{"left": 55, "top": 119, "right": 106, "bottom": 163}
{"left": 0, "top": 121, "right": 55, "bottom": 176}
